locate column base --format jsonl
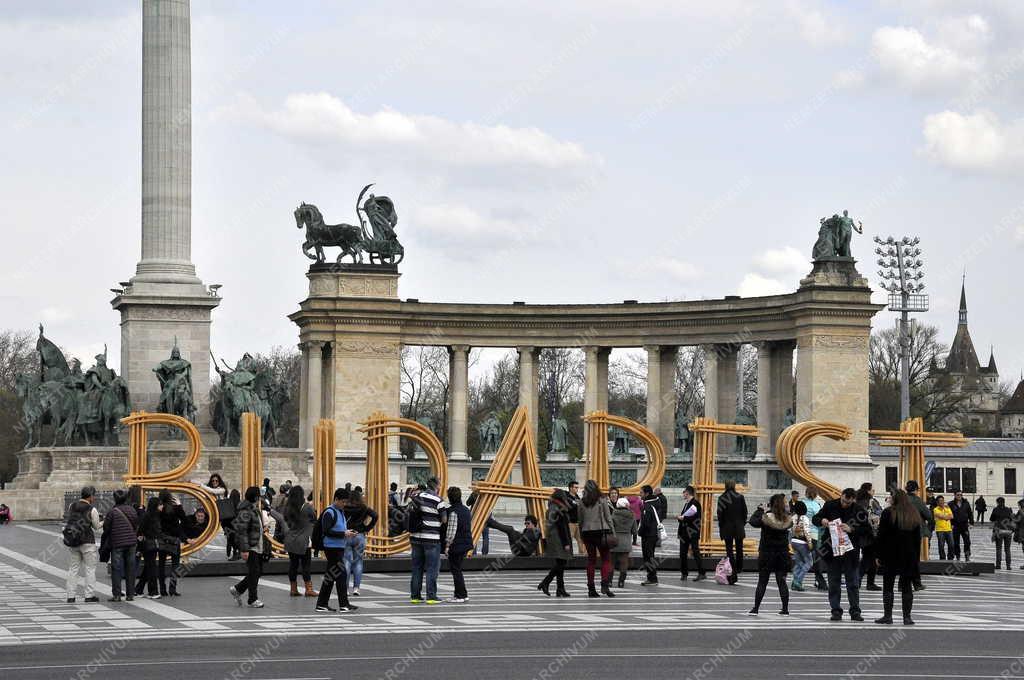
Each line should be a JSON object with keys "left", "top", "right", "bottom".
{"left": 448, "top": 451, "right": 470, "bottom": 461}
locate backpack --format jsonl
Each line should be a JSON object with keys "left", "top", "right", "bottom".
{"left": 311, "top": 506, "right": 335, "bottom": 552}
{"left": 62, "top": 504, "right": 85, "bottom": 547}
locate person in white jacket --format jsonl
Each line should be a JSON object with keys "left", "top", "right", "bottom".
{"left": 64, "top": 486, "right": 103, "bottom": 603}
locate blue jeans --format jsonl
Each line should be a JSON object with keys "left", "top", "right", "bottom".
{"left": 110, "top": 546, "right": 136, "bottom": 598}
{"left": 345, "top": 533, "right": 366, "bottom": 589}
{"left": 791, "top": 540, "right": 812, "bottom": 586}
{"left": 410, "top": 542, "right": 440, "bottom": 600}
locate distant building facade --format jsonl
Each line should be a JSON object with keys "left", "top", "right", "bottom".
{"left": 1002, "top": 379, "right": 1024, "bottom": 439}
{"left": 928, "top": 281, "right": 1001, "bottom": 435}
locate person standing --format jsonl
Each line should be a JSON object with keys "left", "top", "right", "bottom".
{"left": 747, "top": 494, "right": 793, "bottom": 616}
{"left": 638, "top": 485, "right": 661, "bottom": 586}
{"left": 101, "top": 489, "right": 139, "bottom": 602}
{"left": 817, "top": 488, "right": 869, "bottom": 622}
{"left": 611, "top": 498, "right": 635, "bottom": 588}
{"left": 803, "top": 487, "right": 828, "bottom": 591}
{"left": 905, "top": 480, "right": 932, "bottom": 590}
{"left": 1014, "top": 500, "right": 1024, "bottom": 569}
{"left": 789, "top": 501, "right": 813, "bottom": 591}
{"left": 628, "top": 493, "right": 643, "bottom": 546}
{"left": 678, "top": 485, "right": 706, "bottom": 582}
{"left": 64, "top": 486, "right": 102, "bottom": 604}
{"left": 156, "top": 490, "right": 187, "bottom": 597}
{"left": 717, "top": 480, "right": 748, "bottom": 585}
{"left": 409, "top": 477, "right": 444, "bottom": 605}
{"left": 343, "top": 489, "right": 378, "bottom": 597}
{"left": 567, "top": 481, "right": 587, "bottom": 555}
{"left": 579, "top": 479, "right": 615, "bottom": 597}
{"left": 443, "top": 486, "right": 473, "bottom": 603}
{"left": 221, "top": 489, "right": 241, "bottom": 561}
{"left": 229, "top": 486, "right": 266, "bottom": 608}
{"left": 538, "top": 489, "right": 573, "bottom": 597}
{"left": 949, "top": 490, "right": 974, "bottom": 561}
{"left": 932, "top": 496, "right": 954, "bottom": 560}
{"left": 788, "top": 490, "right": 801, "bottom": 515}
{"left": 652, "top": 487, "right": 669, "bottom": 528}
{"left": 874, "top": 489, "right": 923, "bottom": 625}
{"left": 975, "top": 495, "right": 987, "bottom": 524}
{"left": 136, "top": 496, "right": 163, "bottom": 598}
{"left": 282, "top": 485, "right": 318, "bottom": 597}
{"left": 989, "top": 497, "right": 1014, "bottom": 570}
{"left": 857, "top": 484, "right": 882, "bottom": 591}
{"left": 315, "top": 488, "right": 358, "bottom": 613}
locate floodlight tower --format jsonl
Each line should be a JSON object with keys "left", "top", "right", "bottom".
{"left": 873, "top": 235, "right": 928, "bottom": 422}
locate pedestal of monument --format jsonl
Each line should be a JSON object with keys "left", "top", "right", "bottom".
{"left": 291, "top": 264, "right": 402, "bottom": 457}
{"left": 794, "top": 257, "right": 881, "bottom": 461}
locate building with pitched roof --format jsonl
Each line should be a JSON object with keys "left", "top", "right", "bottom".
{"left": 1002, "top": 378, "right": 1024, "bottom": 438}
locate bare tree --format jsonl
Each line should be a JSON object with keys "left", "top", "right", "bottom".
{"left": 0, "top": 329, "right": 39, "bottom": 481}
{"left": 399, "top": 346, "right": 451, "bottom": 457}
{"left": 869, "top": 323, "right": 970, "bottom": 431}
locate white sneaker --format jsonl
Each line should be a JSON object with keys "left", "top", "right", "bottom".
{"left": 149, "top": 593, "right": 162, "bottom": 600}
{"left": 351, "top": 588, "right": 360, "bottom": 596}
{"left": 247, "top": 599, "right": 265, "bottom": 608}
{"left": 446, "top": 597, "right": 468, "bottom": 603}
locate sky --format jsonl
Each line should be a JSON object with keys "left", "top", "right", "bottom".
{"left": 2, "top": 0, "right": 1023, "bottom": 385}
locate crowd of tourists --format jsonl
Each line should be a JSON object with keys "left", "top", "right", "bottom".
{"left": 58, "top": 473, "right": 1024, "bottom": 625}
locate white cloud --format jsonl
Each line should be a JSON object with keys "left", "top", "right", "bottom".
{"left": 753, "top": 246, "right": 807, "bottom": 276}
{"left": 411, "top": 203, "right": 544, "bottom": 251}
{"left": 738, "top": 273, "right": 791, "bottom": 297}
{"left": 935, "top": 14, "right": 991, "bottom": 54}
{"left": 786, "top": 0, "right": 846, "bottom": 47}
{"left": 871, "top": 25, "right": 981, "bottom": 90}
{"left": 40, "top": 306, "right": 73, "bottom": 323}
{"left": 832, "top": 68, "right": 866, "bottom": 90}
{"left": 921, "top": 109, "right": 1024, "bottom": 171}
{"left": 647, "top": 257, "right": 702, "bottom": 282}
{"left": 737, "top": 245, "right": 807, "bottom": 296}
{"left": 213, "top": 92, "right": 599, "bottom": 175}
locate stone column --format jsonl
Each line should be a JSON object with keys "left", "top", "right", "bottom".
{"left": 305, "top": 341, "right": 324, "bottom": 450}
{"left": 755, "top": 343, "right": 773, "bottom": 459}
{"left": 137, "top": 0, "right": 196, "bottom": 284}
{"left": 518, "top": 346, "right": 540, "bottom": 446}
{"left": 298, "top": 342, "right": 310, "bottom": 449}
{"left": 771, "top": 341, "right": 795, "bottom": 449}
{"left": 646, "top": 345, "right": 678, "bottom": 457}
{"left": 112, "top": 0, "right": 219, "bottom": 437}
{"left": 704, "top": 343, "right": 738, "bottom": 450}
{"left": 584, "top": 346, "right": 610, "bottom": 457}
{"left": 448, "top": 345, "right": 470, "bottom": 461}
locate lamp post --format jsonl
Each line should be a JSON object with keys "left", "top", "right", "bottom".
{"left": 874, "top": 235, "right": 928, "bottom": 422}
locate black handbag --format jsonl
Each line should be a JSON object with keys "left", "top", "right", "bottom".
{"left": 157, "top": 536, "right": 181, "bottom": 555}
{"left": 216, "top": 498, "right": 236, "bottom": 520}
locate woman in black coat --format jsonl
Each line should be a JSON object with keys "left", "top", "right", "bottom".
{"left": 157, "top": 490, "right": 187, "bottom": 596}
{"left": 747, "top": 493, "right": 793, "bottom": 616}
{"left": 875, "top": 489, "right": 922, "bottom": 625}
{"left": 136, "top": 496, "right": 163, "bottom": 598}
{"left": 222, "top": 489, "right": 241, "bottom": 560}
{"left": 538, "top": 489, "right": 573, "bottom": 597}
{"left": 716, "top": 480, "right": 748, "bottom": 585}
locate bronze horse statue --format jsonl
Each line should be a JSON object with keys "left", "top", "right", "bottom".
{"left": 294, "top": 202, "right": 365, "bottom": 264}
{"left": 294, "top": 184, "right": 404, "bottom": 265}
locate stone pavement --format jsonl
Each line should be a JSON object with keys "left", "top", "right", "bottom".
{"left": 1, "top": 521, "right": 1023, "bottom": 648}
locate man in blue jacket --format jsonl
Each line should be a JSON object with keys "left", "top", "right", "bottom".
{"left": 315, "top": 488, "right": 358, "bottom": 613}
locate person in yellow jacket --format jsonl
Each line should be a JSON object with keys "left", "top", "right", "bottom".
{"left": 932, "top": 496, "right": 954, "bottom": 560}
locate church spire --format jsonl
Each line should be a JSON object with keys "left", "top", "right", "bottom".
{"left": 958, "top": 274, "right": 968, "bottom": 326}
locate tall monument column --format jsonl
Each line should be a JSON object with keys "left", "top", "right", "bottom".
{"left": 112, "top": 0, "right": 220, "bottom": 432}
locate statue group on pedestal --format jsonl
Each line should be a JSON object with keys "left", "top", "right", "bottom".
{"left": 294, "top": 184, "right": 404, "bottom": 266}
{"left": 211, "top": 352, "right": 290, "bottom": 447}
{"left": 14, "top": 326, "right": 131, "bottom": 447}
{"left": 478, "top": 411, "right": 503, "bottom": 455}
{"left": 154, "top": 338, "right": 195, "bottom": 426}
{"left": 812, "top": 209, "right": 863, "bottom": 260}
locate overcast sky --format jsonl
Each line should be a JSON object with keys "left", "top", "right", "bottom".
{"left": 3, "top": 1, "right": 1022, "bottom": 385}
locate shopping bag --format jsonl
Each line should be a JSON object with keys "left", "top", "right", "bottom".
{"left": 714, "top": 557, "right": 733, "bottom": 585}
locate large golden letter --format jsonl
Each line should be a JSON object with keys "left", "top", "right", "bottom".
{"left": 469, "top": 407, "right": 549, "bottom": 548}
{"left": 312, "top": 419, "right": 337, "bottom": 514}
{"left": 239, "top": 412, "right": 287, "bottom": 557}
{"left": 869, "top": 417, "right": 967, "bottom": 560}
{"left": 122, "top": 411, "right": 220, "bottom": 557}
{"left": 689, "top": 417, "right": 761, "bottom": 555}
{"left": 584, "top": 411, "right": 666, "bottom": 495}
{"left": 360, "top": 412, "right": 448, "bottom": 557}
{"left": 775, "top": 420, "right": 851, "bottom": 501}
